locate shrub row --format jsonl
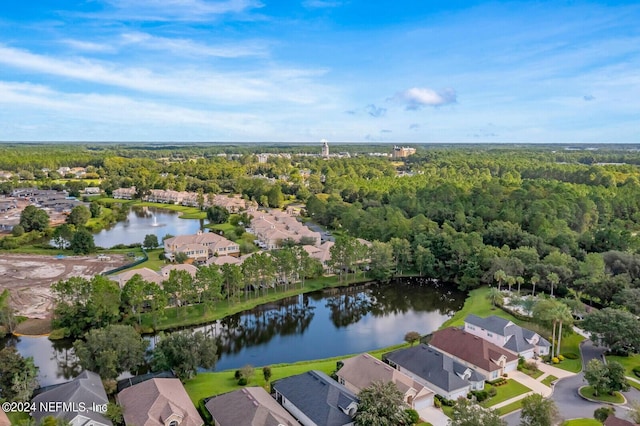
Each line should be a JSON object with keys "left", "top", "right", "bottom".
{"left": 488, "top": 378, "right": 507, "bottom": 386}
{"left": 562, "top": 352, "right": 579, "bottom": 360}
{"left": 434, "top": 394, "right": 456, "bottom": 407}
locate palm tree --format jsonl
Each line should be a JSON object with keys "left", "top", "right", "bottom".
{"left": 487, "top": 287, "right": 504, "bottom": 309}
{"left": 533, "top": 299, "right": 558, "bottom": 359}
{"left": 494, "top": 269, "right": 507, "bottom": 292}
{"left": 553, "top": 302, "right": 574, "bottom": 357}
{"left": 547, "top": 272, "right": 560, "bottom": 297}
{"left": 531, "top": 274, "right": 540, "bottom": 297}
{"left": 516, "top": 276, "right": 524, "bottom": 295}
{"left": 506, "top": 276, "right": 516, "bottom": 293}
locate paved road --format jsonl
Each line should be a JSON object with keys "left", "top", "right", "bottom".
{"left": 503, "top": 340, "right": 639, "bottom": 425}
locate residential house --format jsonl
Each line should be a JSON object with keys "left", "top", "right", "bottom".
{"left": 337, "top": 353, "right": 435, "bottom": 410}
{"left": 113, "top": 187, "right": 136, "bottom": 200}
{"left": 604, "top": 415, "right": 637, "bottom": 426}
{"left": 212, "top": 194, "right": 249, "bottom": 212}
{"left": 160, "top": 264, "right": 198, "bottom": 279}
{"left": 31, "top": 370, "right": 112, "bottom": 426}
{"left": 117, "top": 378, "right": 203, "bottom": 426}
{"left": 384, "top": 344, "right": 483, "bottom": 400}
{"left": 205, "top": 387, "right": 298, "bottom": 426}
{"left": 463, "top": 314, "right": 551, "bottom": 359}
{"left": 429, "top": 327, "right": 519, "bottom": 380}
{"left": 164, "top": 231, "right": 240, "bottom": 262}
{"left": 273, "top": 370, "right": 358, "bottom": 426}
{"left": 84, "top": 187, "right": 101, "bottom": 195}
{"left": 111, "top": 267, "right": 165, "bottom": 288}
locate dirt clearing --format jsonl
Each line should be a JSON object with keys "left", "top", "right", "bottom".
{"left": 0, "top": 253, "right": 129, "bottom": 319}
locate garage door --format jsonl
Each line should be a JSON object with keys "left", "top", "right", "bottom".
{"left": 413, "top": 396, "right": 433, "bottom": 410}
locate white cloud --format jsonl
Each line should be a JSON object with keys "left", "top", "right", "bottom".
{"left": 0, "top": 44, "right": 331, "bottom": 105}
{"left": 392, "top": 87, "right": 457, "bottom": 110}
{"left": 97, "top": 0, "right": 264, "bottom": 21}
{"left": 60, "top": 39, "right": 117, "bottom": 53}
{"left": 119, "top": 31, "right": 269, "bottom": 58}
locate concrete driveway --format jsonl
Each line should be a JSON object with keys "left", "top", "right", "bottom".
{"left": 417, "top": 406, "right": 450, "bottom": 425}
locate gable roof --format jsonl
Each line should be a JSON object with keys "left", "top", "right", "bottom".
{"left": 205, "top": 387, "right": 298, "bottom": 426}
{"left": 465, "top": 314, "right": 550, "bottom": 350}
{"left": 118, "top": 378, "right": 203, "bottom": 426}
{"left": 272, "top": 370, "right": 358, "bottom": 426}
{"left": 430, "top": 328, "right": 518, "bottom": 372}
{"left": 384, "top": 344, "right": 481, "bottom": 392}
{"left": 337, "top": 353, "right": 434, "bottom": 398}
{"left": 32, "top": 370, "right": 112, "bottom": 425}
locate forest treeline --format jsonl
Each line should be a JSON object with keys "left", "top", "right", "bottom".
{"left": 2, "top": 144, "right": 640, "bottom": 314}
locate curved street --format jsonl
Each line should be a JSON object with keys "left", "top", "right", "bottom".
{"left": 504, "top": 340, "right": 640, "bottom": 425}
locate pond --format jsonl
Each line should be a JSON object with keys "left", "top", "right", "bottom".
{"left": 92, "top": 206, "right": 204, "bottom": 248}
{"left": 2, "top": 278, "right": 465, "bottom": 387}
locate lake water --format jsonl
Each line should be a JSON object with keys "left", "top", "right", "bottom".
{"left": 2, "top": 278, "right": 465, "bottom": 387}
{"left": 92, "top": 206, "right": 204, "bottom": 248}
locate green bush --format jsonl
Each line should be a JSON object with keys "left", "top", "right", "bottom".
{"left": 488, "top": 378, "right": 507, "bottom": 386}
{"left": 433, "top": 398, "right": 441, "bottom": 408}
{"left": 488, "top": 386, "right": 498, "bottom": 397}
{"left": 405, "top": 409, "right": 419, "bottom": 424}
{"left": 237, "top": 377, "right": 248, "bottom": 386}
{"left": 594, "top": 406, "right": 615, "bottom": 423}
{"left": 471, "top": 390, "right": 489, "bottom": 402}
{"left": 563, "top": 352, "right": 579, "bottom": 360}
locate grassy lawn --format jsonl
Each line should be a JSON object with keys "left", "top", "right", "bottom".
{"left": 481, "top": 380, "right": 532, "bottom": 408}
{"left": 541, "top": 375, "right": 558, "bottom": 387}
{"left": 555, "top": 332, "right": 584, "bottom": 373}
{"left": 495, "top": 399, "right": 523, "bottom": 415}
{"left": 606, "top": 353, "right": 640, "bottom": 377}
{"left": 562, "top": 419, "right": 602, "bottom": 426}
{"left": 184, "top": 341, "right": 409, "bottom": 404}
{"left": 579, "top": 386, "right": 625, "bottom": 403}
{"left": 207, "top": 222, "right": 235, "bottom": 234}
{"left": 518, "top": 365, "right": 544, "bottom": 379}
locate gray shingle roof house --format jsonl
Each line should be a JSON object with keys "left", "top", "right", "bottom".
{"left": 205, "top": 387, "right": 298, "bottom": 426}
{"left": 464, "top": 314, "right": 551, "bottom": 359}
{"left": 31, "top": 370, "right": 112, "bottom": 426}
{"left": 117, "top": 378, "right": 203, "bottom": 426}
{"left": 272, "top": 370, "right": 358, "bottom": 426}
{"left": 336, "top": 353, "right": 435, "bottom": 410}
{"left": 429, "top": 327, "right": 519, "bottom": 380}
{"left": 384, "top": 344, "right": 484, "bottom": 401}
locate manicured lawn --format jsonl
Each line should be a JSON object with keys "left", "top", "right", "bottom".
{"left": 541, "top": 375, "right": 558, "bottom": 387}
{"left": 606, "top": 353, "right": 640, "bottom": 377}
{"left": 481, "top": 380, "right": 532, "bottom": 408}
{"left": 562, "top": 419, "right": 602, "bottom": 426}
{"left": 440, "top": 287, "right": 514, "bottom": 329}
{"left": 184, "top": 341, "right": 409, "bottom": 404}
{"left": 554, "top": 332, "right": 584, "bottom": 373}
{"left": 495, "top": 399, "right": 523, "bottom": 415}
{"left": 207, "top": 222, "right": 235, "bottom": 234}
{"left": 124, "top": 248, "right": 165, "bottom": 271}
{"left": 579, "top": 386, "right": 625, "bottom": 403}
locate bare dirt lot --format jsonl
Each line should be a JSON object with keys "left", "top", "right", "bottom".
{"left": 0, "top": 253, "right": 129, "bottom": 319}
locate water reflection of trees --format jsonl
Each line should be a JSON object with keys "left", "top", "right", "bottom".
{"left": 325, "top": 285, "right": 372, "bottom": 328}
{"left": 324, "top": 278, "right": 466, "bottom": 328}
{"left": 213, "top": 294, "right": 315, "bottom": 356}
{"left": 50, "top": 339, "right": 82, "bottom": 380}
{"left": 368, "top": 277, "right": 465, "bottom": 318}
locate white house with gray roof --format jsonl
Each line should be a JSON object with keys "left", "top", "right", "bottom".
{"left": 384, "top": 344, "right": 484, "bottom": 401}
{"left": 463, "top": 314, "right": 550, "bottom": 359}
{"left": 273, "top": 370, "right": 358, "bottom": 426}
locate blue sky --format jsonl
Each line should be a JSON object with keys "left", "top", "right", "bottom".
{"left": 0, "top": 1, "right": 638, "bottom": 143}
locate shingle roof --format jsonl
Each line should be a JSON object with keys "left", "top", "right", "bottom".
{"left": 118, "top": 378, "right": 203, "bottom": 426}
{"left": 32, "top": 370, "right": 112, "bottom": 425}
{"left": 337, "top": 353, "right": 434, "bottom": 398}
{"left": 604, "top": 415, "right": 637, "bottom": 426}
{"left": 384, "top": 344, "right": 478, "bottom": 393}
{"left": 272, "top": 370, "right": 358, "bottom": 426}
{"left": 430, "top": 328, "right": 518, "bottom": 372}
{"left": 205, "top": 387, "right": 298, "bottom": 426}
{"left": 466, "top": 314, "right": 551, "bottom": 350}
